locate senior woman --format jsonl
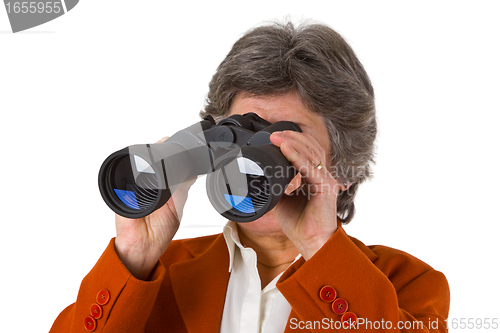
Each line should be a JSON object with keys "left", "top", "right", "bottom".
{"left": 50, "top": 22, "right": 449, "bottom": 332}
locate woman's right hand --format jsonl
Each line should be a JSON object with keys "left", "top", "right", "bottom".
{"left": 114, "top": 137, "right": 196, "bottom": 280}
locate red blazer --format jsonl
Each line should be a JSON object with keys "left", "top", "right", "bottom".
{"left": 50, "top": 224, "right": 449, "bottom": 332}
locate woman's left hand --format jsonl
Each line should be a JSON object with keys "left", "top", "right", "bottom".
{"left": 270, "top": 130, "right": 345, "bottom": 260}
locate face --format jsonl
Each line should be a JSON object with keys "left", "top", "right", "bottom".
{"left": 227, "top": 92, "right": 332, "bottom": 237}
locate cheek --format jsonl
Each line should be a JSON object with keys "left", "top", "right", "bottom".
{"left": 319, "top": 128, "right": 331, "bottom": 158}
{"left": 319, "top": 133, "right": 332, "bottom": 164}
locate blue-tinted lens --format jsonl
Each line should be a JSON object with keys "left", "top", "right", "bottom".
{"left": 224, "top": 194, "right": 255, "bottom": 214}
{"left": 114, "top": 189, "right": 140, "bottom": 210}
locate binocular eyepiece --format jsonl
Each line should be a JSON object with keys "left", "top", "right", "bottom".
{"left": 98, "top": 113, "right": 301, "bottom": 222}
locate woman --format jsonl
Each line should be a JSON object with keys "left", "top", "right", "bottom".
{"left": 50, "top": 21, "right": 449, "bottom": 332}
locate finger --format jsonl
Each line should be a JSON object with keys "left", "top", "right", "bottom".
{"left": 272, "top": 134, "right": 326, "bottom": 179}
{"left": 271, "top": 131, "right": 345, "bottom": 196}
{"left": 279, "top": 131, "right": 326, "bottom": 161}
{"left": 156, "top": 136, "right": 170, "bottom": 143}
{"left": 278, "top": 140, "right": 344, "bottom": 198}
{"left": 271, "top": 131, "right": 326, "bottom": 170}
{"left": 279, "top": 141, "right": 325, "bottom": 184}
{"left": 274, "top": 131, "right": 326, "bottom": 160}
{"left": 284, "top": 173, "right": 302, "bottom": 195}
{"left": 271, "top": 135, "right": 317, "bottom": 169}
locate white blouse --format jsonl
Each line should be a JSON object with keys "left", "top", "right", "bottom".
{"left": 219, "top": 221, "right": 301, "bottom": 333}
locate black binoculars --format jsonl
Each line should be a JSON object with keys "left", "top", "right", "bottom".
{"left": 98, "top": 113, "right": 301, "bottom": 222}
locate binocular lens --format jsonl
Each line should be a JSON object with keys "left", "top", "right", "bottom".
{"left": 110, "top": 155, "right": 160, "bottom": 211}
{"left": 224, "top": 158, "right": 269, "bottom": 215}
{"left": 99, "top": 149, "right": 170, "bottom": 218}
{"left": 209, "top": 157, "right": 270, "bottom": 219}
{"left": 207, "top": 145, "right": 295, "bottom": 222}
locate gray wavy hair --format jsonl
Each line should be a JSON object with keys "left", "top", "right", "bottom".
{"left": 200, "top": 21, "right": 377, "bottom": 224}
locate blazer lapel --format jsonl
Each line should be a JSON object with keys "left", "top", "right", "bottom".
{"left": 170, "top": 234, "right": 230, "bottom": 333}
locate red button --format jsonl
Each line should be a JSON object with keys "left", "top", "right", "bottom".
{"left": 341, "top": 312, "right": 357, "bottom": 329}
{"left": 84, "top": 316, "right": 97, "bottom": 331}
{"left": 90, "top": 303, "right": 103, "bottom": 319}
{"left": 319, "top": 285, "right": 337, "bottom": 303}
{"left": 96, "top": 289, "right": 110, "bottom": 305}
{"left": 332, "top": 298, "right": 348, "bottom": 315}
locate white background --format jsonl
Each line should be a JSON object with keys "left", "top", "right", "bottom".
{"left": 1, "top": 1, "right": 499, "bottom": 332}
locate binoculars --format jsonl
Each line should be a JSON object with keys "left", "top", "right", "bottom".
{"left": 98, "top": 113, "right": 301, "bottom": 222}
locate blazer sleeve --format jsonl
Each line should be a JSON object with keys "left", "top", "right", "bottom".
{"left": 277, "top": 226, "right": 450, "bottom": 332}
{"left": 49, "top": 238, "right": 166, "bottom": 333}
